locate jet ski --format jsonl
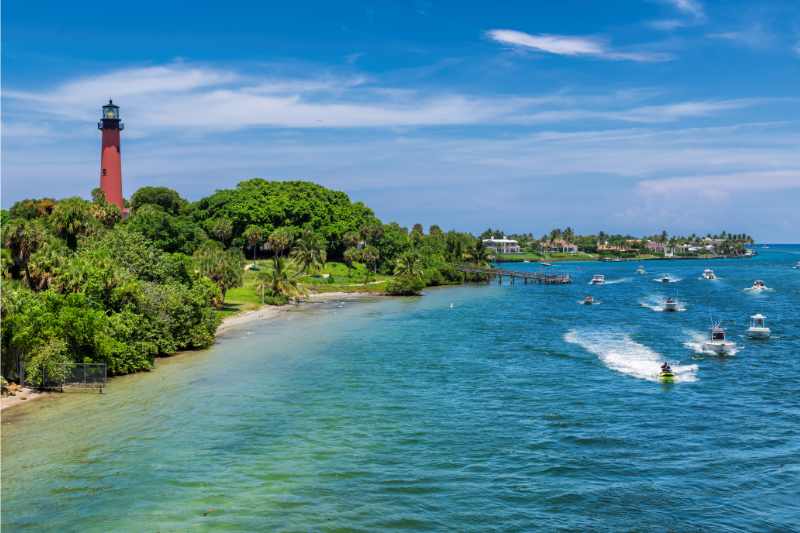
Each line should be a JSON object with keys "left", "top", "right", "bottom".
{"left": 659, "top": 363, "right": 675, "bottom": 382}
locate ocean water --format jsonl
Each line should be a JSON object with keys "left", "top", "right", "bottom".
{"left": 3, "top": 246, "right": 799, "bottom": 531}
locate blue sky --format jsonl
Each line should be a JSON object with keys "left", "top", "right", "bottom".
{"left": 2, "top": 0, "right": 799, "bottom": 241}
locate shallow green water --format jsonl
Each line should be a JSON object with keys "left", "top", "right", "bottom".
{"left": 3, "top": 246, "right": 800, "bottom": 531}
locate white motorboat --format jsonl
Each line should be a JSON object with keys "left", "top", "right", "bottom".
{"left": 747, "top": 314, "right": 771, "bottom": 339}
{"left": 659, "top": 275, "right": 671, "bottom": 283}
{"left": 749, "top": 280, "right": 768, "bottom": 291}
{"left": 541, "top": 262, "right": 553, "bottom": 267}
{"left": 702, "top": 269, "right": 716, "bottom": 280}
{"left": 590, "top": 274, "right": 605, "bottom": 285}
{"left": 636, "top": 265, "right": 646, "bottom": 275}
{"left": 702, "top": 324, "right": 737, "bottom": 355}
{"left": 663, "top": 297, "right": 679, "bottom": 312}
{"left": 793, "top": 261, "right": 800, "bottom": 270}
{"left": 582, "top": 295, "right": 595, "bottom": 305}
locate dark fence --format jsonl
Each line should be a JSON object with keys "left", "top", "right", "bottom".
{"left": 22, "top": 362, "right": 107, "bottom": 393}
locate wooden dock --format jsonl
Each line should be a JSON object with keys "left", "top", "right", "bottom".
{"left": 459, "top": 266, "right": 572, "bottom": 285}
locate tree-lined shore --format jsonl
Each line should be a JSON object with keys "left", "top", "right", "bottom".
{"left": 1, "top": 180, "right": 489, "bottom": 386}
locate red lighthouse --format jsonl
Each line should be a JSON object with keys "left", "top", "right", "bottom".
{"left": 98, "top": 100, "right": 125, "bottom": 211}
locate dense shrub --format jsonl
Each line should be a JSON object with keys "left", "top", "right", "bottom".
{"left": 386, "top": 274, "right": 425, "bottom": 296}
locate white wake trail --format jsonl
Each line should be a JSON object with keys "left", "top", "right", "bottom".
{"left": 639, "top": 295, "right": 686, "bottom": 312}
{"left": 565, "top": 329, "right": 698, "bottom": 383}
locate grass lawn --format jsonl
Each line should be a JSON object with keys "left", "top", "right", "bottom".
{"left": 219, "top": 260, "right": 391, "bottom": 318}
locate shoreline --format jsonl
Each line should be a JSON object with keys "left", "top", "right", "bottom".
{"left": 216, "top": 291, "right": 382, "bottom": 336}
{"left": 1, "top": 291, "right": 381, "bottom": 415}
{"left": 495, "top": 254, "right": 753, "bottom": 264}
{"left": 0, "top": 387, "right": 54, "bottom": 413}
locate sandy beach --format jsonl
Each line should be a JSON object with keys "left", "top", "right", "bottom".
{"left": 0, "top": 387, "right": 51, "bottom": 412}
{"left": 216, "top": 291, "right": 379, "bottom": 335}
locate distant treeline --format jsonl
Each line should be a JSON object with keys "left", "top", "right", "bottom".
{"left": 481, "top": 227, "right": 753, "bottom": 254}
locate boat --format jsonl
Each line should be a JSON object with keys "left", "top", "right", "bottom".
{"left": 659, "top": 275, "right": 671, "bottom": 283}
{"left": 702, "top": 269, "right": 716, "bottom": 280}
{"left": 541, "top": 262, "right": 553, "bottom": 267}
{"left": 793, "top": 261, "right": 800, "bottom": 270}
{"left": 702, "top": 324, "right": 737, "bottom": 355}
{"left": 590, "top": 274, "right": 605, "bottom": 285}
{"left": 663, "top": 297, "right": 679, "bottom": 312}
{"left": 749, "top": 280, "right": 768, "bottom": 291}
{"left": 636, "top": 265, "right": 646, "bottom": 275}
{"left": 747, "top": 314, "right": 771, "bottom": 339}
{"left": 582, "top": 295, "right": 595, "bottom": 305}
{"left": 659, "top": 363, "right": 675, "bottom": 383}
{"left": 523, "top": 260, "right": 530, "bottom": 263}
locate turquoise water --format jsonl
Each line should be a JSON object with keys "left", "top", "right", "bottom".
{"left": 3, "top": 246, "right": 800, "bottom": 531}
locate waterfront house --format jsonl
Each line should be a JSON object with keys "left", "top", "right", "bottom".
{"left": 483, "top": 236, "right": 521, "bottom": 254}
{"left": 597, "top": 241, "right": 633, "bottom": 253}
{"left": 540, "top": 239, "right": 578, "bottom": 254}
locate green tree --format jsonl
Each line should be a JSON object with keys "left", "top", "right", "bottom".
{"left": 343, "top": 246, "right": 360, "bottom": 277}
{"left": 50, "top": 197, "right": 101, "bottom": 249}
{"left": 360, "top": 245, "right": 379, "bottom": 282}
{"left": 130, "top": 186, "right": 187, "bottom": 215}
{"left": 193, "top": 242, "right": 243, "bottom": 307}
{"left": 291, "top": 230, "right": 327, "bottom": 274}
{"left": 126, "top": 204, "right": 207, "bottom": 254}
{"left": 90, "top": 189, "right": 122, "bottom": 227}
{"left": 257, "top": 257, "right": 306, "bottom": 302}
{"left": 394, "top": 251, "right": 424, "bottom": 278}
{"left": 242, "top": 225, "right": 265, "bottom": 260}
{"left": 206, "top": 218, "right": 234, "bottom": 246}
{"left": 267, "top": 227, "right": 295, "bottom": 257}
{"left": 2, "top": 218, "right": 51, "bottom": 281}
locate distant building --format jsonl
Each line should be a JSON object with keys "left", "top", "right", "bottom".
{"left": 597, "top": 241, "right": 633, "bottom": 253}
{"left": 645, "top": 241, "right": 666, "bottom": 253}
{"left": 483, "top": 236, "right": 521, "bottom": 254}
{"left": 540, "top": 239, "right": 578, "bottom": 254}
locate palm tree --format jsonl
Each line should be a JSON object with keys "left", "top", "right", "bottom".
{"left": 360, "top": 245, "right": 380, "bottom": 283}
{"left": 2, "top": 219, "right": 49, "bottom": 281}
{"left": 26, "top": 243, "right": 68, "bottom": 291}
{"left": 257, "top": 257, "right": 306, "bottom": 302}
{"left": 343, "top": 247, "right": 360, "bottom": 278}
{"left": 342, "top": 231, "right": 361, "bottom": 249}
{"left": 394, "top": 251, "right": 423, "bottom": 278}
{"left": 291, "top": 230, "right": 327, "bottom": 274}
{"left": 266, "top": 228, "right": 294, "bottom": 257}
{"left": 469, "top": 241, "right": 490, "bottom": 266}
{"left": 242, "top": 225, "right": 264, "bottom": 260}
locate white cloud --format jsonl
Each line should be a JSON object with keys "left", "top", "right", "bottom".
{"left": 650, "top": 0, "right": 705, "bottom": 31}
{"left": 664, "top": 0, "right": 705, "bottom": 19}
{"left": 485, "top": 29, "right": 672, "bottom": 62}
{"left": 649, "top": 19, "right": 689, "bottom": 31}
{"left": 707, "top": 25, "right": 774, "bottom": 49}
{"left": 637, "top": 170, "right": 800, "bottom": 199}
{"left": 517, "top": 99, "right": 759, "bottom": 124}
{"left": 6, "top": 63, "right": 758, "bottom": 137}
